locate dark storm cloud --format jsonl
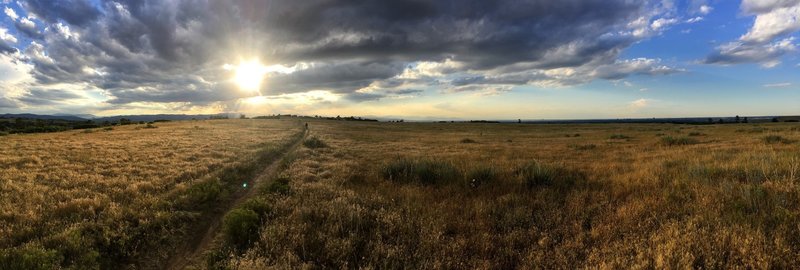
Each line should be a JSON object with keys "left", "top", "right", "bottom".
{"left": 0, "top": 40, "right": 16, "bottom": 54}
{"left": 345, "top": 89, "right": 423, "bottom": 102}
{"left": 15, "top": 0, "right": 669, "bottom": 106}
{"left": 263, "top": 62, "right": 405, "bottom": 94}
{"left": 23, "top": 0, "right": 100, "bottom": 26}
{"left": 18, "top": 89, "right": 82, "bottom": 105}
{"left": 14, "top": 19, "right": 43, "bottom": 39}
{"left": 0, "top": 97, "right": 18, "bottom": 108}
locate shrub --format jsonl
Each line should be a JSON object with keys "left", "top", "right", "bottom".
{"left": 103, "top": 127, "right": 114, "bottom": 131}
{"left": 303, "top": 137, "right": 327, "bottom": 148}
{"left": 516, "top": 161, "right": 584, "bottom": 189}
{"left": 83, "top": 129, "right": 94, "bottom": 134}
{"left": 516, "top": 161, "right": 557, "bottom": 187}
{"left": 660, "top": 136, "right": 699, "bottom": 146}
{"left": 186, "top": 178, "right": 223, "bottom": 205}
{"left": 265, "top": 176, "right": 291, "bottom": 195}
{"left": 763, "top": 135, "right": 793, "bottom": 144}
{"left": 222, "top": 208, "right": 261, "bottom": 253}
{"left": 466, "top": 166, "right": 497, "bottom": 188}
{"left": 688, "top": 132, "right": 704, "bottom": 136}
{"left": 144, "top": 123, "right": 157, "bottom": 129}
{"left": 382, "top": 157, "right": 460, "bottom": 185}
{"left": 460, "top": 138, "right": 477, "bottom": 143}
{"left": 0, "top": 245, "right": 60, "bottom": 270}
{"left": 609, "top": 134, "right": 630, "bottom": 140}
{"left": 0, "top": 131, "right": 8, "bottom": 136}
{"left": 569, "top": 144, "right": 597, "bottom": 150}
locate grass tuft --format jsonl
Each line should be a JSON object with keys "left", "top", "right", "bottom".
{"left": 466, "top": 166, "right": 497, "bottom": 188}
{"left": 763, "top": 135, "right": 793, "bottom": 144}
{"left": 609, "top": 134, "right": 631, "bottom": 140}
{"left": 303, "top": 136, "right": 327, "bottom": 148}
{"left": 660, "top": 136, "right": 699, "bottom": 146}
{"left": 382, "top": 157, "right": 460, "bottom": 185}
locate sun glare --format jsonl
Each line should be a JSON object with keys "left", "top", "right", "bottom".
{"left": 233, "top": 60, "right": 267, "bottom": 93}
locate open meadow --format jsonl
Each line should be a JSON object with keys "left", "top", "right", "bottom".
{"left": 204, "top": 120, "right": 800, "bottom": 269}
{"left": 2, "top": 119, "right": 800, "bottom": 269}
{"left": 0, "top": 119, "right": 305, "bottom": 269}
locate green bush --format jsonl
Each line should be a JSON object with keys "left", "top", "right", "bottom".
{"left": 609, "top": 134, "right": 631, "bottom": 140}
{"left": 382, "top": 157, "right": 460, "bottom": 185}
{"left": 265, "top": 176, "right": 291, "bottom": 195}
{"left": 222, "top": 208, "right": 261, "bottom": 252}
{"left": 303, "top": 137, "right": 327, "bottom": 148}
{"left": 763, "top": 135, "right": 793, "bottom": 144}
{"left": 569, "top": 144, "right": 597, "bottom": 150}
{"left": 466, "top": 166, "right": 497, "bottom": 188}
{"left": 0, "top": 245, "right": 60, "bottom": 270}
{"left": 660, "top": 136, "right": 699, "bottom": 146}
{"left": 186, "top": 178, "right": 223, "bottom": 205}
{"left": 516, "top": 161, "right": 584, "bottom": 189}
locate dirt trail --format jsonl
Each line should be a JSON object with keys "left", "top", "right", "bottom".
{"left": 164, "top": 126, "right": 308, "bottom": 270}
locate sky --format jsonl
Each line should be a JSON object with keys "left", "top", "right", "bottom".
{"left": 0, "top": 0, "right": 798, "bottom": 120}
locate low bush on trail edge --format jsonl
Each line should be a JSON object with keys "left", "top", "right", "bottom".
{"left": 303, "top": 137, "right": 327, "bottom": 148}
{"left": 660, "top": 136, "right": 699, "bottom": 146}
{"left": 515, "top": 161, "right": 584, "bottom": 189}
{"left": 460, "top": 138, "right": 477, "bottom": 143}
{"left": 763, "top": 135, "right": 794, "bottom": 144}
{"left": 609, "top": 134, "right": 631, "bottom": 140}
{"left": 222, "top": 208, "right": 261, "bottom": 253}
{"left": 265, "top": 175, "right": 291, "bottom": 195}
{"left": 382, "top": 157, "right": 460, "bottom": 185}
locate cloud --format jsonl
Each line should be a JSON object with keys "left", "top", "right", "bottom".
{"left": 704, "top": 38, "right": 796, "bottom": 67}
{"left": 740, "top": 4, "right": 800, "bottom": 43}
{"left": 763, "top": 82, "right": 792, "bottom": 87}
{"left": 22, "top": 0, "right": 100, "bottom": 26}
{"left": 629, "top": 98, "right": 652, "bottom": 109}
{"left": 685, "top": 17, "right": 704, "bottom": 23}
{"left": 699, "top": 5, "right": 713, "bottom": 15}
{"left": 4, "top": 7, "right": 18, "bottom": 20}
{"left": 1, "top": 0, "right": 683, "bottom": 113}
{"left": 0, "top": 27, "right": 17, "bottom": 54}
{"left": 705, "top": 0, "right": 800, "bottom": 66}
{"left": 18, "top": 88, "right": 83, "bottom": 105}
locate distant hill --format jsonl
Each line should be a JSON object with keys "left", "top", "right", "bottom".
{"left": 93, "top": 113, "right": 237, "bottom": 122}
{"left": 0, "top": 113, "right": 88, "bottom": 121}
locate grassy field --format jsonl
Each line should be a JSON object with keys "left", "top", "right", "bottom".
{"left": 205, "top": 121, "right": 800, "bottom": 269}
{"left": 0, "top": 119, "right": 304, "bottom": 269}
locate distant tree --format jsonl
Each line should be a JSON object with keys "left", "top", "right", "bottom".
{"left": 240, "top": 114, "right": 246, "bottom": 119}
{"left": 708, "top": 118, "right": 713, "bottom": 124}
{"left": 518, "top": 119, "right": 522, "bottom": 124}
{"left": 743, "top": 117, "right": 749, "bottom": 123}
{"left": 718, "top": 119, "right": 724, "bottom": 124}
{"left": 119, "top": 118, "right": 131, "bottom": 125}
{"left": 735, "top": 115, "right": 740, "bottom": 123}
{"left": 772, "top": 117, "right": 780, "bottom": 123}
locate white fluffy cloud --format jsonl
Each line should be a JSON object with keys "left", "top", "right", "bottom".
{"left": 4, "top": 7, "right": 17, "bottom": 20}
{"left": 705, "top": 1, "right": 800, "bottom": 66}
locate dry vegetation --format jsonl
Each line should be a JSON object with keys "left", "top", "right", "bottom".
{"left": 209, "top": 121, "right": 800, "bottom": 269}
{"left": 0, "top": 119, "right": 304, "bottom": 269}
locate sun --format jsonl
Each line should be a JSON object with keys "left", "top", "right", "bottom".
{"left": 233, "top": 60, "right": 267, "bottom": 93}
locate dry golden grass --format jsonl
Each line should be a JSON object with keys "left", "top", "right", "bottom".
{"left": 215, "top": 121, "right": 800, "bottom": 269}
{"left": 0, "top": 119, "right": 303, "bottom": 269}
